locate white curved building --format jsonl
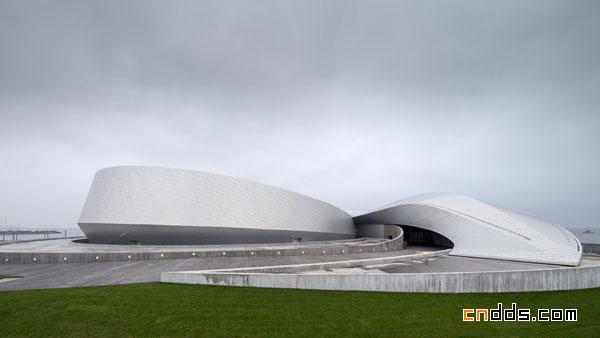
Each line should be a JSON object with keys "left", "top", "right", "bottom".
{"left": 354, "top": 193, "right": 582, "bottom": 266}
{"left": 78, "top": 167, "right": 582, "bottom": 266}
{"left": 78, "top": 166, "right": 355, "bottom": 245}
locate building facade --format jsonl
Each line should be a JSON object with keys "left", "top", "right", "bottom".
{"left": 354, "top": 193, "right": 582, "bottom": 266}
{"left": 78, "top": 166, "right": 582, "bottom": 266}
{"left": 78, "top": 166, "right": 355, "bottom": 245}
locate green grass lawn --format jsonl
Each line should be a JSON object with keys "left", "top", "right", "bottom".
{"left": 1, "top": 283, "right": 599, "bottom": 337}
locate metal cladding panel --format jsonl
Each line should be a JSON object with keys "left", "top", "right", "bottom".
{"left": 354, "top": 193, "right": 582, "bottom": 266}
{"left": 78, "top": 166, "right": 354, "bottom": 241}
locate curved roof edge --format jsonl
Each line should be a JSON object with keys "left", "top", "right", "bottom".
{"left": 78, "top": 166, "right": 354, "bottom": 236}
{"left": 354, "top": 193, "right": 582, "bottom": 266}
{"left": 95, "top": 165, "right": 350, "bottom": 214}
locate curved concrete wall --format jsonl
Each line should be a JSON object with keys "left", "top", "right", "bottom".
{"left": 162, "top": 261, "right": 600, "bottom": 293}
{"left": 354, "top": 193, "right": 581, "bottom": 266}
{"left": 0, "top": 232, "right": 404, "bottom": 264}
{"left": 78, "top": 166, "right": 355, "bottom": 244}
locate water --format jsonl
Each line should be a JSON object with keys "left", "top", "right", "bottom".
{"left": 568, "top": 228, "right": 600, "bottom": 244}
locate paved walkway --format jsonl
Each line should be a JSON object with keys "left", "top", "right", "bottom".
{"left": 0, "top": 251, "right": 406, "bottom": 291}
{"left": 3, "top": 250, "right": 592, "bottom": 292}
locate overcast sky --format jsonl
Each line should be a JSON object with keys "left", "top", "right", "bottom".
{"left": 1, "top": 0, "right": 599, "bottom": 229}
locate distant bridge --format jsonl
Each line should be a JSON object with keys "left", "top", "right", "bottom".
{"left": 0, "top": 228, "right": 64, "bottom": 241}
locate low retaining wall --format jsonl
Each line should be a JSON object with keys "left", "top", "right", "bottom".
{"left": 0, "top": 229, "right": 404, "bottom": 264}
{"left": 583, "top": 243, "right": 600, "bottom": 254}
{"left": 161, "top": 256, "right": 600, "bottom": 293}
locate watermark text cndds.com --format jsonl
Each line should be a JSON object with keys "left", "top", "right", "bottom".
{"left": 463, "top": 303, "right": 577, "bottom": 322}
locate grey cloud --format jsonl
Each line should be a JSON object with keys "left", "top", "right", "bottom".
{"left": 0, "top": 0, "right": 598, "bottom": 229}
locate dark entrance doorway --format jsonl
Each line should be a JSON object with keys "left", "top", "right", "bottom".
{"left": 399, "top": 225, "right": 454, "bottom": 249}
